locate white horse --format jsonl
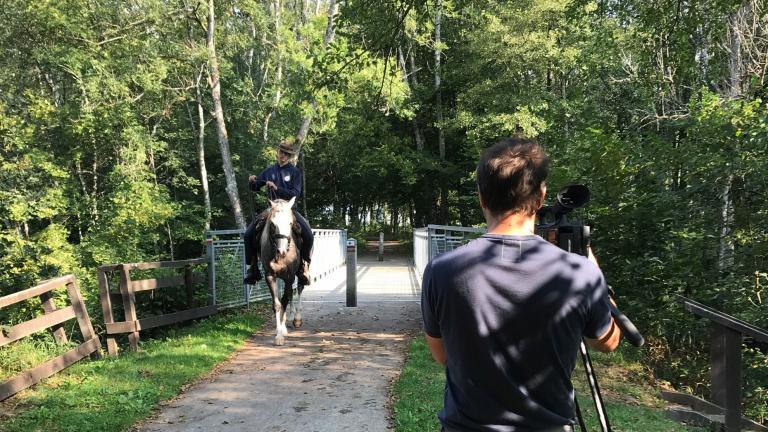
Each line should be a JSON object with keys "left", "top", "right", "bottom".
{"left": 258, "top": 197, "right": 306, "bottom": 345}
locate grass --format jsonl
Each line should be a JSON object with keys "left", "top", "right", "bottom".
{"left": 0, "top": 305, "right": 266, "bottom": 432}
{"left": 0, "top": 333, "right": 79, "bottom": 383}
{"left": 391, "top": 335, "right": 706, "bottom": 432}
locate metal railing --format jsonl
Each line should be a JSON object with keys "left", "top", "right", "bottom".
{"left": 206, "top": 228, "right": 346, "bottom": 309}
{"left": 413, "top": 224, "right": 486, "bottom": 279}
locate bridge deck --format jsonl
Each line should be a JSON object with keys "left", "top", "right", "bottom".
{"left": 303, "top": 256, "right": 420, "bottom": 303}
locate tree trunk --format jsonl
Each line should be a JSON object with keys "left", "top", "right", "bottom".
{"left": 195, "top": 69, "right": 212, "bottom": 231}
{"left": 434, "top": 0, "right": 445, "bottom": 160}
{"left": 717, "top": 4, "right": 750, "bottom": 272}
{"left": 718, "top": 174, "right": 735, "bottom": 272}
{"left": 206, "top": 0, "right": 245, "bottom": 229}
{"left": 398, "top": 46, "right": 424, "bottom": 151}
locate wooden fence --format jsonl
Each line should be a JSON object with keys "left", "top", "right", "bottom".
{"left": 0, "top": 275, "right": 100, "bottom": 401}
{"left": 98, "top": 257, "right": 214, "bottom": 356}
{"left": 662, "top": 296, "right": 768, "bottom": 431}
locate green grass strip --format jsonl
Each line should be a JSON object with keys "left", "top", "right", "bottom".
{"left": 0, "top": 306, "right": 264, "bottom": 432}
{"left": 392, "top": 335, "right": 705, "bottom": 432}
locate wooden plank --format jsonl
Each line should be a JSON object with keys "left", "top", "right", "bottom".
{"left": 131, "top": 276, "right": 185, "bottom": 292}
{"left": 65, "top": 279, "right": 100, "bottom": 359}
{"left": 106, "top": 305, "right": 217, "bottom": 334}
{"left": 119, "top": 265, "right": 140, "bottom": 352}
{"left": 682, "top": 296, "right": 768, "bottom": 342}
{"left": 98, "top": 268, "right": 119, "bottom": 356}
{"left": 0, "top": 275, "right": 74, "bottom": 309}
{"left": 661, "top": 391, "right": 723, "bottom": 415}
{"left": 124, "top": 258, "right": 207, "bottom": 271}
{"left": 39, "top": 291, "right": 68, "bottom": 344}
{"left": 0, "top": 306, "right": 76, "bottom": 348}
{"left": 661, "top": 391, "right": 768, "bottom": 431}
{"left": 105, "top": 320, "right": 137, "bottom": 335}
{"left": 0, "top": 337, "right": 99, "bottom": 401}
{"left": 98, "top": 263, "right": 123, "bottom": 272}
{"left": 136, "top": 305, "right": 217, "bottom": 331}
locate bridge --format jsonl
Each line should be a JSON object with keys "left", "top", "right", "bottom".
{"left": 204, "top": 225, "right": 484, "bottom": 308}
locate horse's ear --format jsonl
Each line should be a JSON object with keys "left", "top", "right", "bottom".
{"left": 287, "top": 197, "right": 296, "bottom": 208}
{"left": 268, "top": 199, "right": 276, "bottom": 208}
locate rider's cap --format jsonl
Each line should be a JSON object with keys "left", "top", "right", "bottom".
{"left": 277, "top": 138, "right": 298, "bottom": 155}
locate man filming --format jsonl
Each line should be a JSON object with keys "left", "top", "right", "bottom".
{"left": 420, "top": 136, "right": 621, "bottom": 432}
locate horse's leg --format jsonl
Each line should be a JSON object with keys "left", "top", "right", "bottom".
{"left": 266, "top": 275, "right": 285, "bottom": 346}
{"left": 293, "top": 283, "right": 304, "bottom": 328}
{"left": 279, "top": 282, "right": 293, "bottom": 339}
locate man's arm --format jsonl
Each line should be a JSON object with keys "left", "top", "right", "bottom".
{"left": 250, "top": 168, "right": 270, "bottom": 192}
{"left": 425, "top": 334, "right": 447, "bottom": 366}
{"left": 585, "top": 318, "right": 620, "bottom": 352}
{"left": 584, "top": 246, "right": 621, "bottom": 352}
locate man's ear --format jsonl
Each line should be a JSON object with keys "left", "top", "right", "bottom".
{"left": 537, "top": 184, "right": 547, "bottom": 209}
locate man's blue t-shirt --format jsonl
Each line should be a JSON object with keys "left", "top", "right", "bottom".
{"left": 421, "top": 234, "right": 613, "bottom": 432}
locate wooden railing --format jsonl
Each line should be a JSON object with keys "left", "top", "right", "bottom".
{"left": 662, "top": 296, "right": 768, "bottom": 431}
{"left": 0, "top": 275, "right": 100, "bottom": 401}
{"left": 98, "top": 258, "right": 214, "bottom": 356}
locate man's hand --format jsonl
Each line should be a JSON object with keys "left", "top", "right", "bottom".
{"left": 425, "top": 334, "right": 447, "bottom": 366}
{"left": 266, "top": 180, "right": 277, "bottom": 191}
{"left": 248, "top": 175, "right": 257, "bottom": 183}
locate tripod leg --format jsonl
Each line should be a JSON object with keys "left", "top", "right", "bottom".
{"left": 574, "top": 395, "right": 588, "bottom": 432}
{"left": 580, "top": 340, "right": 612, "bottom": 432}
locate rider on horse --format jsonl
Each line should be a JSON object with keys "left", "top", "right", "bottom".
{"left": 243, "top": 138, "right": 313, "bottom": 286}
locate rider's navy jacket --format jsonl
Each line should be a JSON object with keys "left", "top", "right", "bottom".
{"left": 250, "top": 162, "right": 303, "bottom": 206}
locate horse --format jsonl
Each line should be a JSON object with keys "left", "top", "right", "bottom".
{"left": 259, "top": 197, "right": 306, "bottom": 346}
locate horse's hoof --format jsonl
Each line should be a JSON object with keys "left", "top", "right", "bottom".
{"left": 293, "top": 319, "right": 303, "bottom": 328}
{"left": 275, "top": 336, "right": 285, "bottom": 346}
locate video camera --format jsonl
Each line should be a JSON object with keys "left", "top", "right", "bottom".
{"left": 534, "top": 184, "right": 592, "bottom": 257}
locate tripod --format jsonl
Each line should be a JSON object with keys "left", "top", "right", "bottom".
{"left": 573, "top": 293, "right": 645, "bottom": 432}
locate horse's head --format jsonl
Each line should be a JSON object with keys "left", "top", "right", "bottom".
{"left": 268, "top": 197, "right": 296, "bottom": 259}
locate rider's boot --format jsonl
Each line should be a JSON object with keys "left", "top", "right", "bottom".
{"left": 297, "top": 260, "right": 312, "bottom": 286}
{"left": 243, "top": 259, "right": 263, "bottom": 285}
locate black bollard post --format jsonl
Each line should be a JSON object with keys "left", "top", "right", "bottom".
{"left": 346, "top": 238, "right": 357, "bottom": 307}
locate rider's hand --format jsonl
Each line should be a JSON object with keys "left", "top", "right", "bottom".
{"left": 248, "top": 175, "right": 257, "bottom": 183}
{"left": 266, "top": 181, "right": 277, "bottom": 190}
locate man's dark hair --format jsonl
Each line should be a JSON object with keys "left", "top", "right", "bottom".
{"left": 476, "top": 137, "right": 550, "bottom": 216}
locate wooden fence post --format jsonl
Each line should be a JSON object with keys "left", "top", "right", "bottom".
{"left": 98, "top": 268, "right": 119, "bottom": 356}
{"left": 66, "top": 278, "right": 101, "bottom": 359}
{"left": 39, "top": 291, "right": 68, "bottom": 344}
{"left": 710, "top": 323, "right": 742, "bottom": 432}
{"left": 119, "top": 265, "right": 141, "bottom": 351}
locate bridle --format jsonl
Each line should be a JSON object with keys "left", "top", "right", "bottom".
{"left": 268, "top": 214, "right": 293, "bottom": 259}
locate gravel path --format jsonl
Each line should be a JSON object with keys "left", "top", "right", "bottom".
{"left": 136, "top": 300, "right": 421, "bottom": 432}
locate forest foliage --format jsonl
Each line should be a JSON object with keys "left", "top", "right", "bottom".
{"left": 0, "top": 0, "right": 766, "bottom": 420}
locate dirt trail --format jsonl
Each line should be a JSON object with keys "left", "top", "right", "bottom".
{"left": 136, "top": 301, "right": 421, "bottom": 432}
